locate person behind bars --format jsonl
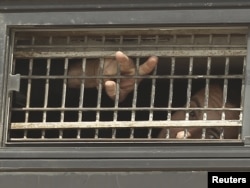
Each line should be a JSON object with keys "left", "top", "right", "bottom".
{"left": 67, "top": 51, "right": 240, "bottom": 139}
{"left": 67, "top": 51, "right": 158, "bottom": 102}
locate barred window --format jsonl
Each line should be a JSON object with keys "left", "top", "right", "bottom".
{"left": 7, "top": 27, "right": 246, "bottom": 143}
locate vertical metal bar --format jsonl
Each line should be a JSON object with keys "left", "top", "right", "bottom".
{"left": 95, "top": 58, "right": 104, "bottom": 139}
{"left": 184, "top": 57, "right": 193, "bottom": 138}
{"left": 165, "top": 57, "right": 176, "bottom": 139}
{"left": 186, "top": 57, "right": 193, "bottom": 120}
{"left": 59, "top": 129, "right": 63, "bottom": 139}
{"left": 240, "top": 56, "right": 246, "bottom": 122}
{"left": 201, "top": 57, "right": 211, "bottom": 139}
{"left": 43, "top": 58, "right": 51, "bottom": 123}
{"left": 76, "top": 58, "right": 87, "bottom": 139}
{"left": 242, "top": 28, "right": 250, "bottom": 144}
{"left": 112, "top": 58, "right": 121, "bottom": 139}
{"left": 77, "top": 129, "right": 81, "bottom": 139}
{"left": 222, "top": 57, "right": 230, "bottom": 120}
{"left": 40, "top": 58, "right": 51, "bottom": 140}
{"left": 22, "top": 30, "right": 32, "bottom": 140}
{"left": 149, "top": 65, "right": 157, "bottom": 121}
{"left": 24, "top": 59, "right": 33, "bottom": 123}
{"left": 148, "top": 63, "right": 157, "bottom": 139}
{"left": 60, "top": 58, "right": 68, "bottom": 123}
{"left": 220, "top": 57, "right": 230, "bottom": 139}
{"left": 238, "top": 56, "right": 246, "bottom": 140}
{"left": 41, "top": 37, "right": 53, "bottom": 140}
{"left": 23, "top": 130, "right": 27, "bottom": 140}
{"left": 204, "top": 57, "right": 211, "bottom": 119}
{"left": 130, "top": 57, "right": 140, "bottom": 139}
{"left": 167, "top": 57, "right": 175, "bottom": 121}
{"left": 2, "top": 29, "right": 15, "bottom": 144}
{"left": 58, "top": 57, "right": 68, "bottom": 139}
{"left": 78, "top": 58, "right": 86, "bottom": 122}
{"left": 96, "top": 58, "right": 104, "bottom": 122}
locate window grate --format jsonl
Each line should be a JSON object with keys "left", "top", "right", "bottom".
{"left": 7, "top": 27, "right": 247, "bottom": 143}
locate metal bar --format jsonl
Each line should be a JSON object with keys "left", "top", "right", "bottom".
{"left": 240, "top": 57, "right": 247, "bottom": 121}
{"left": 242, "top": 28, "right": 250, "bottom": 144}
{"left": 222, "top": 57, "right": 230, "bottom": 120}
{"left": 77, "top": 58, "right": 86, "bottom": 122}
{"left": 11, "top": 120, "right": 242, "bottom": 129}
{"left": 184, "top": 57, "right": 194, "bottom": 138}
{"left": 11, "top": 107, "right": 242, "bottom": 112}
{"left": 17, "top": 74, "right": 245, "bottom": 79}
{"left": 24, "top": 58, "right": 33, "bottom": 123}
{"left": 130, "top": 58, "right": 140, "bottom": 139}
{"left": 203, "top": 57, "right": 211, "bottom": 120}
{"left": 149, "top": 64, "right": 157, "bottom": 121}
{"left": 96, "top": 58, "right": 104, "bottom": 122}
{"left": 60, "top": 58, "right": 68, "bottom": 122}
{"left": 15, "top": 44, "right": 246, "bottom": 49}
{"left": 13, "top": 49, "right": 247, "bottom": 58}
{"left": 185, "top": 57, "right": 193, "bottom": 120}
{"left": 12, "top": 27, "right": 248, "bottom": 35}
{"left": 42, "top": 58, "right": 51, "bottom": 123}
{"left": 113, "top": 59, "right": 121, "bottom": 121}
{"left": 8, "top": 138, "right": 243, "bottom": 142}
{"left": 148, "top": 61, "right": 158, "bottom": 139}
{"left": 94, "top": 58, "right": 104, "bottom": 138}
{"left": 201, "top": 57, "right": 211, "bottom": 139}
{"left": 167, "top": 57, "right": 175, "bottom": 121}
{"left": 220, "top": 57, "right": 230, "bottom": 139}
{"left": 239, "top": 57, "right": 246, "bottom": 139}
{"left": 111, "top": 58, "right": 122, "bottom": 139}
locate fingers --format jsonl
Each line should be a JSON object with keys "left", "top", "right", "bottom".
{"left": 104, "top": 81, "right": 116, "bottom": 101}
{"left": 115, "top": 51, "right": 134, "bottom": 74}
{"left": 104, "top": 81, "right": 129, "bottom": 102}
{"left": 139, "top": 56, "right": 158, "bottom": 75}
{"left": 176, "top": 131, "right": 191, "bottom": 139}
{"left": 105, "top": 51, "right": 158, "bottom": 102}
{"left": 116, "top": 51, "right": 158, "bottom": 75}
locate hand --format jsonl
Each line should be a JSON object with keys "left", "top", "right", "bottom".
{"left": 67, "top": 51, "right": 158, "bottom": 102}
{"left": 103, "top": 51, "right": 158, "bottom": 102}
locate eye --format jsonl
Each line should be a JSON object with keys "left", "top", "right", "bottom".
{"left": 189, "top": 111, "right": 196, "bottom": 118}
{"left": 206, "top": 129, "right": 220, "bottom": 139}
{"left": 207, "top": 132, "right": 216, "bottom": 139}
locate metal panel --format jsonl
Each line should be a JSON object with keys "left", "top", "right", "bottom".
{"left": 0, "top": 171, "right": 206, "bottom": 188}
{"left": 0, "top": 17, "right": 8, "bottom": 146}
{"left": 0, "top": 1, "right": 250, "bottom": 175}
{"left": 1, "top": 0, "right": 250, "bottom": 12}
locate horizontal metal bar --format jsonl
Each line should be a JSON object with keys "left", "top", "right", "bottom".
{"left": 18, "top": 75, "right": 244, "bottom": 79}
{"left": 2, "top": 145, "right": 250, "bottom": 159}
{"left": 11, "top": 107, "right": 242, "bottom": 111}
{"left": 13, "top": 49, "right": 247, "bottom": 58}
{"left": 12, "top": 27, "right": 248, "bottom": 35}
{"left": 11, "top": 120, "right": 242, "bottom": 129}
{"left": 8, "top": 138, "right": 242, "bottom": 142}
{"left": 15, "top": 44, "right": 246, "bottom": 49}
